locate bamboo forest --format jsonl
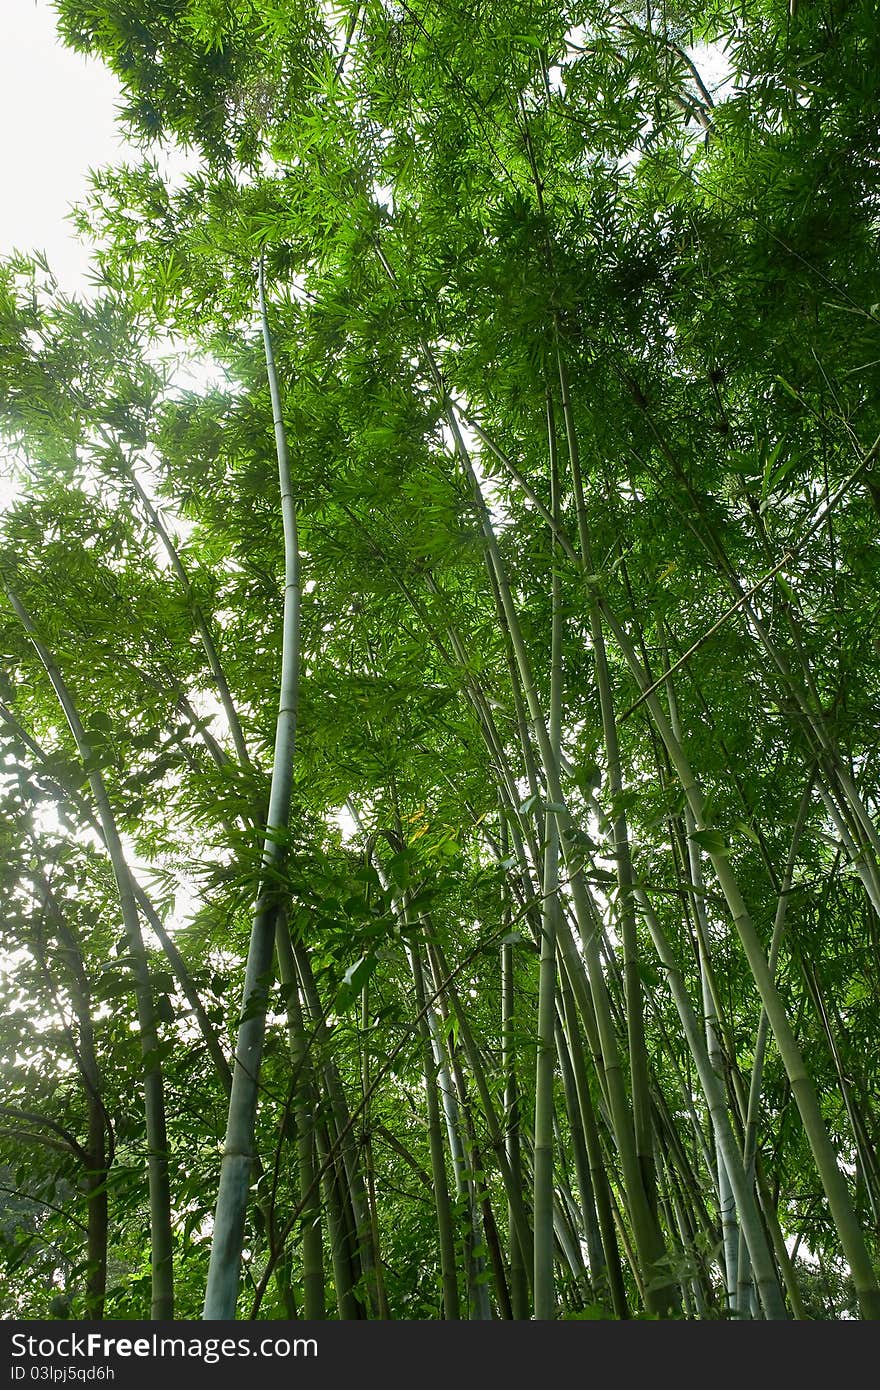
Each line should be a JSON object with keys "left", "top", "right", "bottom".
{"left": 1, "top": 0, "right": 879, "bottom": 1325}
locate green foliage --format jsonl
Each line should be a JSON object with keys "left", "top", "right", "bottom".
{"left": 1, "top": 0, "right": 879, "bottom": 1321}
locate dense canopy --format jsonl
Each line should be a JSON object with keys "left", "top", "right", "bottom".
{"left": 1, "top": 0, "right": 879, "bottom": 1321}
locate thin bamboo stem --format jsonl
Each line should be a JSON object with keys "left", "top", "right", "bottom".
{"left": 203, "top": 261, "right": 302, "bottom": 1319}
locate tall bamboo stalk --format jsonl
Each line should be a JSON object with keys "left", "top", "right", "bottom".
{"left": 533, "top": 394, "right": 563, "bottom": 1319}
{"left": 114, "top": 452, "right": 253, "bottom": 772}
{"left": 662, "top": 662, "right": 741, "bottom": 1312}
{"left": 500, "top": 817, "right": 528, "bottom": 1317}
{"left": 4, "top": 583, "right": 174, "bottom": 1319}
{"left": 558, "top": 973, "right": 629, "bottom": 1318}
{"left": 471, "top": 416, "right": 880, "bottom": 1315}
{"left": 313, "top": 1117, "right": 362, "bottom": 1319}
{"left": 31, "top": 868, "right": 110, "bottom": 1320}
{"left": 276, "top": 927, "right": 325, "bottom": 1319}
{"left": 360, "top": 981, "right": 391, "bottom": 1319}
{"left": 203, "top": 261, "right": 301, "bottom": 1319}
{"left": 442, "top": 411, "right": 675, "bottom": 1312}
{"left": 409, "top": 941, "right": 460, "bottom": 1319}
{"left": 556, "top": 1018, "right": 605, "bottom": 1297}
{"left": 501, "top": 875, "right": 529, "bottom": 1319}
{"left": 553, "top": 346, "right": 658, "bottom": 1230}
{"left": 737, "top": 778, "right": 813, "bottom": 1312}
{"left": 426, "top": 999, "right": 491, "bottom": 1319}
{"left": 597, "top": 605, "right": 880, "bottom": 1318}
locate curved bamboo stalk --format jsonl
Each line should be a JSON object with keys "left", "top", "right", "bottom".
{"left": 203, "top": 259, "right": 302, "bottom": 1319}
{"left": 4, "top": 582, "right": 174, "bottom": 1319}
{"left": 109, "top": 444, "right": 253, "bottom": 773}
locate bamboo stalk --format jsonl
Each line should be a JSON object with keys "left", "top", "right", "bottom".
{"left": 737, "top": 778, "right": 813, "bottom": 1311}
{"left": 360, "top": 981, "right": 391, "bottom": 1319}
{"left": 533, "top": 394, "right": 563, "bottom": 1319}
{"left": 203, "top": 261, "right": 302, "bottom": 1319}
{"left": 409, "top": 942, "right": 460, "bottom": 1319}
{"left": 597, "top": 606, "right": 880, "bottom": 1318}
{"left": 501, "top": 881, "right": 529, "bottom": 1319}
{"left": 31, "top": 870, "right": 110, "bottom": 1320}
{"left": 553, "top": 346, "right": 658, "bottom": 1231}
{"left": 445, "top": 411, "right": 673, "bottom": 1309}
{"left": 4, "top": 583, "right": 174, "bottom": 1319}
{"left": 277, "top": 929, "right": 325, "bottom": 1319}
{"left": 558, "top": 973, "right": 630, "bottom": 1318}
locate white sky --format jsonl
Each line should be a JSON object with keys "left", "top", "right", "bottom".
{"left": 0, "top": 0, "right": 128, "bottom": 294}
{"left": 1, "top": 0, "right": 201, "bottom": 298}
{"left": 0, "top": 1, "right": 218, "bottom": 513}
